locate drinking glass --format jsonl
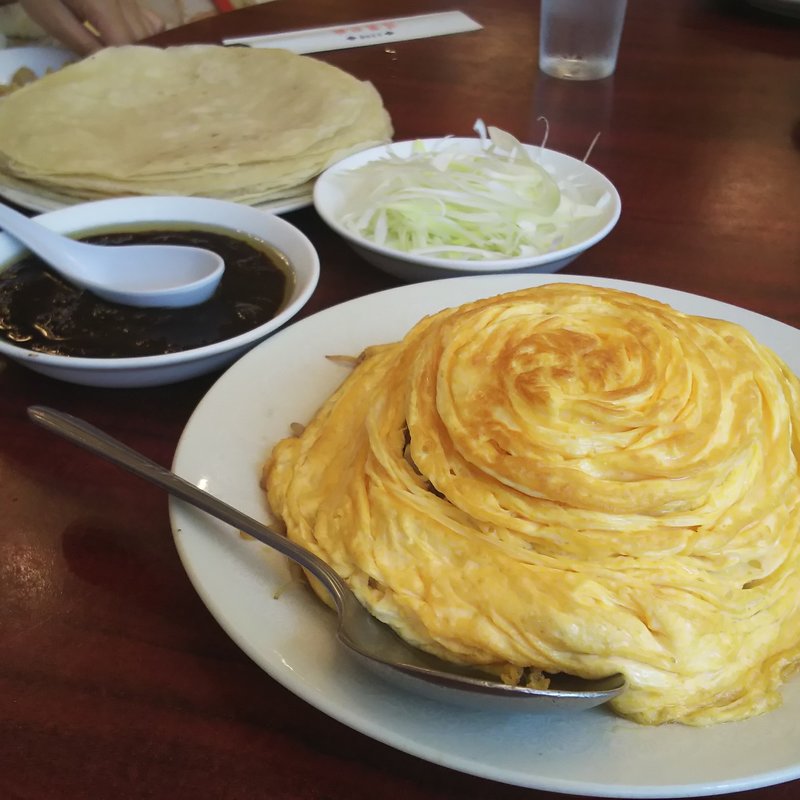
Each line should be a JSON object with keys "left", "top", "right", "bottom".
{"left": 539, "top": 0, "right": 628, "bottom": 81}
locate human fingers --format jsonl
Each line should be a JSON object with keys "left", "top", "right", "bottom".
{"left": 19, "top": 0, "right": 104, "bottom": 54}
{"left": 65, "top": 0, "right": 163, "bottom": 46}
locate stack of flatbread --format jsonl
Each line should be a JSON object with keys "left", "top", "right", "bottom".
{"left": 0, "top": 45, "right": 393, "bottom": 207}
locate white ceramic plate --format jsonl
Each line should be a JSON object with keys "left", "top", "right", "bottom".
{"left": 0, "top": 178, "right": 313, "bottom": 216}
{"left": 171, "top": 274, "right": 800, "bottom": 799}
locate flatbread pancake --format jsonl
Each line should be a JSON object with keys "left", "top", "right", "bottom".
{"left": 0, "top": 45, "right": 392, "bottom": 205}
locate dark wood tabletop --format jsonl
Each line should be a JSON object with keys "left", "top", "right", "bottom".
{"left": 1, "top": 0, "right": 799, "bottom": 798}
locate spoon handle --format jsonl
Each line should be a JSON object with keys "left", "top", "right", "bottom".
{"left": 0, "top": 203, "right": 86, "bottom": 277}
{"left": 27, "top": 405, "right": 348, "bottom": 608}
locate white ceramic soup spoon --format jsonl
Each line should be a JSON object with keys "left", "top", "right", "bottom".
{"left": 28, "top": 405, "right": 626, "bottom": 715}
{"left": 0, "top": 201, "right": 224, "bottom": 308}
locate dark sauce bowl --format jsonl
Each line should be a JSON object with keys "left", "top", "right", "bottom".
{"left": 0, "top": 197, "right": 319, "bottom": 387}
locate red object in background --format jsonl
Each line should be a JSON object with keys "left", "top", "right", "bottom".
{"left": 212, "top": 0, "right": 235, "bottom": 12}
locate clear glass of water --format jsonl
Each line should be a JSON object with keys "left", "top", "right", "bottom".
{"left": 539, "top": 0, "right": 628, "bottom": 81}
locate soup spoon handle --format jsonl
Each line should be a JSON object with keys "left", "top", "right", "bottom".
{"left": 0, "top": 202, "right": 89, "bottom": 280}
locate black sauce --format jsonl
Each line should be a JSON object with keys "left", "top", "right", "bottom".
{"left": 0, "top": 226, "right": 292, "bottom": 358}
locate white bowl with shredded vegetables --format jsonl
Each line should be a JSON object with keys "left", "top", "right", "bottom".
{"left": 313, "top": 124, "right": 621, "bottom": 282}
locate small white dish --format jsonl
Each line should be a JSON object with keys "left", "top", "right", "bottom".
{"left": 0, "top": 196, "right": 319, "bottom": 387}
{"left": 313, "top": 138, "right": 621, "bottom": 281}
{"left": 0, "top": 45, "right": 76, "bottom": 84}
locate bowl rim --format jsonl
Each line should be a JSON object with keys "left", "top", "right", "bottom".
{"left": 0, "top": 45, "right": 77, "bottom": 81}
{"left": 0, "top": 196, "right": 320, "bottom": 370}
{"left": 313, "top": 137, "right": 621, "bottom": 273}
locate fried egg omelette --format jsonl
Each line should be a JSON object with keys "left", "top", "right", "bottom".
{"left": 263, "top": 283, "right": 800, "bottom": 725}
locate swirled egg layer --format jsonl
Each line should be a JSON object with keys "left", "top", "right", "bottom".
{"left": 264, "top": 284, "right": 800, "bottom": 725}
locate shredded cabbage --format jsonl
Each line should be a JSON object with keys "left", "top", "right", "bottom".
{"left": 335, "top": 120, "right": 608, "bottom": 261}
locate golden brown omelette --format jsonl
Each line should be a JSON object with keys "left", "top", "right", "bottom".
{"left": 263, "top": 283, "right": 800, "bottom": 725}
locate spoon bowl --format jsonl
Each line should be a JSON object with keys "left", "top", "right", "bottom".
{"left": 28, "top": 405, "right": 626, "bottom": 713}
{"left": 0, "top": 201, "right": 224, "bottom": 307}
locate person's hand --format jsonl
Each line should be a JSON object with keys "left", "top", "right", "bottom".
{"left": 19, "top": 0, "right": 164, "bottom": 55}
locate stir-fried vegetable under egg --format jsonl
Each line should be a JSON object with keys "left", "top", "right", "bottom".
{"left": 263, "top": 283, "right": 800, "bottom": 725}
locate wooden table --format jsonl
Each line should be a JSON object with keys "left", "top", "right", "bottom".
{"left": 1, "top": 1, "right": 798, "bottom": 798}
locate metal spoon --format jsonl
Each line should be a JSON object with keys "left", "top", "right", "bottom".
{"left": 0, "top": 202, "right": 224, "bottom": 308}
{"left": 28, "top": 405, "right": 626, "bottom": 713}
